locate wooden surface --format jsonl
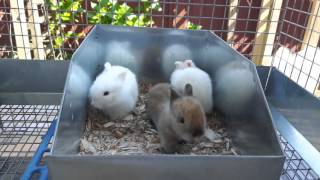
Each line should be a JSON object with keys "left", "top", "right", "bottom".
{"left": 26, "top": 0, "right": 45, "bottom": 59}
{"left": 227, "top": 0, "right": 239, "bottom": 44}
{"left": 10, "top": 0, "right": 31, "bottom": 59}
{"left": 261, "top": 0, "right": 283, "bottom": 65}
{"left": 301, "top": 0, "right": 320, "bottom": 50}
{"left": 252, "top": 0, "right": 275, "bottom": 65}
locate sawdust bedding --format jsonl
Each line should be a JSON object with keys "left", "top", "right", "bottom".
{"left": 79, "top": 83, "right": 238, "bottom": 156}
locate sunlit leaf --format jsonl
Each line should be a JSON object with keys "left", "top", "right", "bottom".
{"left": 90, "top": 2, "right": 98, "bottom": 9}
{"left": 54, "top": 37, "right": 64, "bottom": 48}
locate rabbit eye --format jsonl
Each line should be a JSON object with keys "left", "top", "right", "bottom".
{"left": 103, "top": 91, "right": 109, "bottom": 96}
{"left": 179, "top": 117, "right": 185, "bottom": 124}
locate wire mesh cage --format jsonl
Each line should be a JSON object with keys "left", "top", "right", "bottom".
{"left": 279, "top": 135, "right": 319, "bottom": 180}
{"left": 0, "top": 0, "right": 319, "bottom": 96}
{"left": 0, "top": 0, "right": 320, "bottom": 179}
{"left": 0, "top": 105, "right": 59, "bottom": 179}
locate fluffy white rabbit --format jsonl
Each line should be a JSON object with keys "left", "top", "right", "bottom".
{"left": 162, "top": 44, "right": 192, "bottom": 77}
{"left": 89, "top": 62, "right": 138, "bottom": 120}
{"left": 215, "top": 61, "right": 256, "bottom": 115}
{"left": 170, "top": 60, "right": 213, "bottom": 114}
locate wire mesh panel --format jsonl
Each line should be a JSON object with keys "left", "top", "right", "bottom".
{"left": 0, "top": 0, "right": 319, "bottom": 96}
{"left": 0, "top": 0, "right": 270, "bottom": 59}
{"left": 280, "top": 135, "right": 320, "bottom": 180}
{"left": 0, "top": 105, "right": 59, "bottom": 180}
{"left": 272, "top": 0, "right": 320, "bottom": 97}
{"left": 0, "top": 105, "right": 318, "bottom": 180}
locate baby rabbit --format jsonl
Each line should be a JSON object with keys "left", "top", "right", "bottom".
{"left": 146, "top": 83, "right": 206, "bottom": 153}
{"left": 89, "top": 62, "right": 138, "bottom": 120}
{"left": 170, "top": 59, "right": 213, "bottom": 114}
{"left": 215, "top": 61, "right": 255, "bottom": 115}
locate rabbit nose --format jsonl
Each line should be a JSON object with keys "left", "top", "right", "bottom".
{"left": 192, "top": 129, "right": 204, "bottom": 137}
{"left": 178, "top": 139, "right": 187, "bottom": 144}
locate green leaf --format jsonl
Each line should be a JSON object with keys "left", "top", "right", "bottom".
{"left": 54, "top": 37, "right": 64, "bottom": 48}
{"left": 48, "top": 0, "right": 164, "bottom": 58}
{"left": 187, "top": 21, "right": 202, "bottom": 30}
{"left": 90, "top": 2, "right": 98, "bottom": 9}
{"left": 72, "top": 1, "right": 81, "bottom": 11}
{"left": 100, "top": 0, "right": 109, "bottom": 7}
{"left": 65, "top": 31, "right": 74, "bottom": 37}
{"left": 151, "top": 2, "right": 162, "bottom": 11}
{"left": 60, "top": 0, "right": 73, "bottom": 10}
{"left": 49, "top": 23, "right": 56, "bottom": 31}
{"left": 61, "top": 12, "right": 71, "bottom": 21}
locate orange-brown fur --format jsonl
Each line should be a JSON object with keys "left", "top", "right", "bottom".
{"left": 146, "top": 83, "right": 206, "bottom": 153}
{"left": 173, "top": 98, "right": 205, "bottom": 134}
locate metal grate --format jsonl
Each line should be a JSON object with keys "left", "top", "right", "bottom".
{"left": 272, "top": 0, "right": 320, "bottom": 97}
{"left": 0, "top": 0, "right": 319, "bottom": 96}
{"left": 0, "top": 104, "right": 318, "bottom": 180}
{"left": 280, "top": 135, "right": 319, "bottom": 180}
{"left": 0, "top": 105, "right": 59, "bottom": 180}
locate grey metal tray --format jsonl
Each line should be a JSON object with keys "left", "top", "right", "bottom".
{"left": 0, "top": 60, "right": 69, "bottom": 179}
{"left": 257, "top": 67, "right": 320, "bottom": 178}
{"left": 0, "top": 59, "right": 69, "bottom": 105}
{"left": 0, "top": 60, "right": 318, "bottom": 179}
{"left": 48, "top": 25, "right": 284, "bottom": 180}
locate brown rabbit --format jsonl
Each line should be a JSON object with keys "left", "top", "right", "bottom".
{"left": 146, "top": 83, "right": 206, "bottom": 153}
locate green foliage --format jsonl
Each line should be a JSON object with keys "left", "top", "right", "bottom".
{"left": 46, "top": 0, "right": 200, "bottom": 59}
{"left": 187, "top": 21, "right": 202, "bottom": 30}
{"left": 47, "top": 0, "right": 162, "bottom": 59}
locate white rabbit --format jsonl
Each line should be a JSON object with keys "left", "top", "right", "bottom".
{"left": 170, "top": 60, "right": 213, "bottom": 114}
{"left": 162, "top": 44, "right": 192, "bottom": 77}
{"left": 215, "top": 61, "right": 256, "bottom": 115}
{"left": 89, "top": 62, "right": 138, "bottom": 120}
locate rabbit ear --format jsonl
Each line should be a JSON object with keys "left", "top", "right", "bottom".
{"left": 185, "top": 59, "right": 194, "bottom": 67}
{"left": 104, "top": 62, "right": 112, "bottom": 70}
{"left": 174, "top": 61, "right": 184, "bottom": 69}
{"left": 117, "top": 72, "right": 127, "bottom": 81}
{"left": 184, "top": 83, "right": 193, "bottom": 96}
{"left": 170, "top": 86, "right": 180, "bottom": 103}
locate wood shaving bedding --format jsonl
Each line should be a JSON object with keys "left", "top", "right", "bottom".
{"left": 79, "top": 83, "right": 238, "bottom": 156}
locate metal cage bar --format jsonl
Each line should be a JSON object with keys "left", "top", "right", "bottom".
{"left": 0, "top": 0, "right": 318, "bottom": 97}
{"left": 0, "top": 105, "right": 59, "bottom": 179}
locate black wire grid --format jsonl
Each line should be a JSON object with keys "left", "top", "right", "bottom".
{"left": 0, "top": 0, "right": 319, "bottom": 95}
{"left": 272, "top": 0, "right": 320, "bottom": 97}
{"left": 0, "top": 105, "right": 319, "bottom": 180}
{"left": 0, "top": 105, "right": 59, "bottom": 180}
{"left": 0, "top": 0, "right": 320, "bottom": 179}
{"left": 279, "top": 135, "right": 319, "bottom": 180}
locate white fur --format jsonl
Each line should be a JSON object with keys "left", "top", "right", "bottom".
{"left": 89, "top": 62, "right": 138, "bottom": 120}
{"left": 105, "top": 41, "right": 135, "bottom": 65}
{"left": 215, "top": 61, "right": 256, "bottom": 115}
{"left": 170, "top": 60, "right": 213, "bottom": 113}
{"left": 174, "top": 59, "right": 195, "bottom": 69}
{"left": 162, "top": 44, "right": 192, "bottom": 76}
